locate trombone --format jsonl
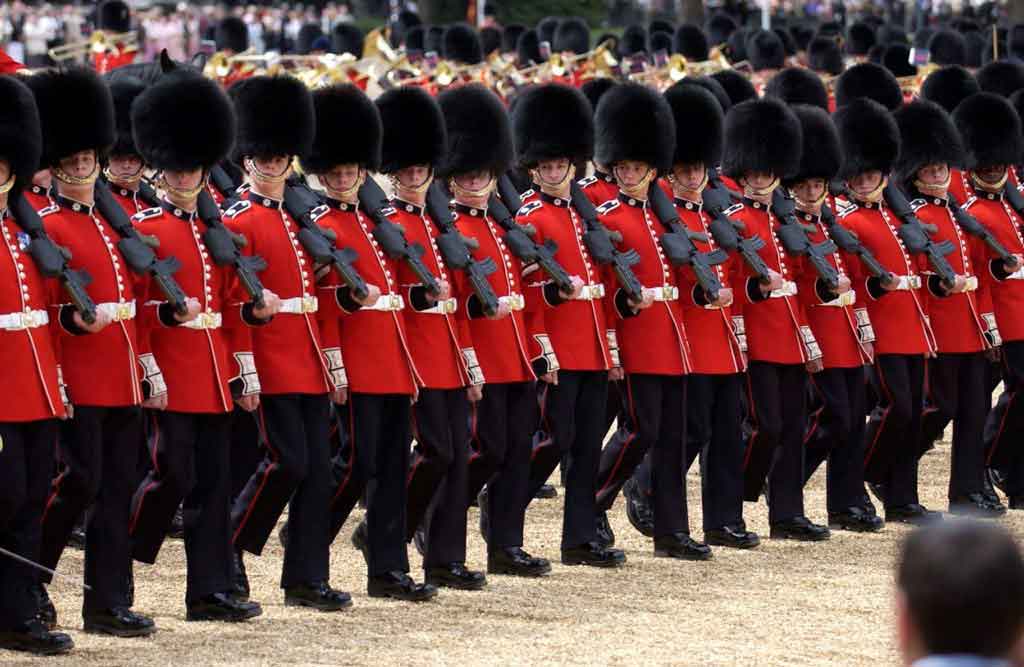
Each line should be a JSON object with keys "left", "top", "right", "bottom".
{"left": 49, "top": 29, "right": 137, "bottom": 62}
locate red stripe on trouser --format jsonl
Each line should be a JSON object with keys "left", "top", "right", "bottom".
{"left": 987, "top": 390, "right": 1017, "bottom": 465}
{"left": 595, "top": 374, "right": 639, "bottom": 498}
{"left": 330, "top": 399, "right": 358, "bottom": 503}
{"left": 742, "top": 372, "right": 760, "bottom": 469}
{"left": 232, "top": 404, "right": 280, "bottom": 545}
{"left": 802, "top": 374, "right": 824, "bottom": 447}
{"left": 128, "top": 413, "right": 162, "bottom": 534}
{"left": 863, "top": 360, "right": 893, "bottom": 466}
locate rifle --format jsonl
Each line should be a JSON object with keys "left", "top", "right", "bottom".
{"left": 93, "top": 179, "right": 189, "bottom": 316}
{"left": 883, "top": 184, "right": 958, "bottom": 289}
{"left": 281, "top": 182, "right": 369, "bottom": 301}
{"left": 569, "top": 181, "right": 644, "bottom": 303}
{"left": 425, "top": 181, "right": 500, "bottom": 316}
{"left": 209, "top": 163, "right": 242, "bottom": 201}
{"left": 196, "top": 191, "right": 268, "bottom": 308}
{"left": 702, "top": 184, "right": 772, "bottom": 284}
{"left": 947, "top": 192, "right": 1014, "bottom": 263}
{"left": 771, "top": 188, "right": 841, "bottom": 292}
{"left": 10, "top": 192, "right": 97, "bottom": 323}
{"left": 491, "top": 175, "right": 574, "bottom": 294}
{"left": 820, "top": 204, "right": 894, "bottom": 284}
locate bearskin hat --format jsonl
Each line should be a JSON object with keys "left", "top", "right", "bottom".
{"left": 833, "top": 98, "right": 900, "bottom": 179}
{"left": 883, "top": 43, "right": 916, "bottom": 78}
{"left": 512, "top": 84, "right": 593, "bottom": 168}
{"left": 776, "top": 28, "right": 799, "bottom": 56}
{"left": 675, "top": 76, "right": 731, "bottom": 113}
{"left": 847, "top": 21, "right": 876, "bottom": 56}
{"left": 553, "top": 17, "right": 589, "bottom": 55}
{"left": 405, "top": 25, "right": 425, "bottom": 52}
{"left": 537, "top": 17, "right": 560, "bottom": 45}
{"left": 867, "top": 44, "right": 886, "bottom": 64}
{"left": 437, "top": 84, "right": 513, "bottom": 179}
{"left": 215, "top": 17, "right": 248, "bottom": 54}
{"left": 876, "top": 23, "right": 909, "bottom": 46}
{"left": 108, "top": 77, "right": 145, "bottom": 157}
{"left": 964, "top": 31, "right": 985, "bottom": 69}
{"left": 1010, "top": 23, "right": 1024, "bottom": 60}
{"left": 649, "top": 19, "right": 674, "bottom": 37}
{"left": 722, "top": 97, "right": 802, "bottom": 179}
{"left": 330, "top": 24, "right": 363, "bottom": 57}
{"left": 726, "top": 27, "right": 749, "bottom": 63}
{"left": 25, "top": 66, "right": 115, "bottom": 166}
{"left": 920, "top": 66, "right": 979, "bottom": 112}
{"left": 443, "top": 23, "right": 482, "bottom": 65}
{"left": 376, "top": 87, "right": 445, "bottom": 174}
{"left": 928, "top": 30, "right": 967, "bottom": 66}
{"left": 132, "top": 73, "right": 234, "bottom": 172}
{"left": 834, "top": 62, "right": 902, "bottom": 110}
{"left": 0, "top": 75, "right": 41, "bottom": 192}
{"left": 480, "top": 27, "right": 501, "bottom": 56}
{"left": 502, "top": 24, "right": 526, "bottom": 53}
{"left": 790, "top": 22, "right": 815, "bottom": 52}
{"left": 296, "top": 23, "right": 323, "bottom": 55}
{"left": 808, "top": 36, "right": 844, "bottom": 75}
{"left": 664, "top": 83, "right": 723, "bottom": 167}
{"left": 815, "top": 21, "right": 843, "bottom": 40}
{"left": 229, "top": 75, "right": 314, "bottom": 162}
{"left": 581, "top": 78, "right": 617, "bottom": 114}
{"left": 424, "top": 26, "right": 444, "bottom": 54}
{"left": 516, "top": 30, "right": 542, "bottom": 66}
{"left": 764, "top": 68, "right": 829, "bottom": 111}
{"left": 389, "top": 9, "right": 421, "bottom": 48}
{"left": 892, "top": 100, "right": 964, "bottom": 185}
{"left": 303, "top": 84, "right": 380, "bottom": 174}
{"left": 98, "top": 0, "right": 131, "bottom": 33}
{"left": 706, "top": 13, "right": 737, "bottom": 46}
{"left": 594, "top": 82, "right": 675, "bottom": 175}
{"left": 1011, "top": 90, "right": 1024, "bottom": 147}
{"left": 650, "top": 31, "right": 672, "bottom": 55}
{"left": 976, "top": 60, "right": 1024, "bottom": 99}
{"left": 711, "top": 69, "right": 757, "bottom": 106}
{"left": 673, "top": 24, "right": 708, "bottom": 60}
{"left": 619, "top": 25, "right": 648, "bottom": 57}
{"left": 952, "top": 93, "right": 1023, "bottom": 170}
{"left": 787, "top": 104, "right": 841, "bottom": 185}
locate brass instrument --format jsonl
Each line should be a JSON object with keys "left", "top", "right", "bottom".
{"left": 48, "top": 29, "right": 137, "bottom": 62}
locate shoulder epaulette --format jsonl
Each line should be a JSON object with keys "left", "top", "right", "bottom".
{"left": 723, "top": 203, "right": 745, "bottom": 217}
{"left": 235, "top": 183, "right": 251, "bottom": 195}
{"left": 379, "top": 205, "right": 396, "bottom": 217}
{"left": 38, "top": 204, "right": 60, "bottom": 218}
{"left": 963, "top": 195, "right": 979, "bottom": 210}
{"left": 837, "top": 200, "right": 859, "bottom": 218}
{"left": 909, "top": 198, "right": 927, "bottom": 212}
{"left": 516, "top": 200, "right": 543, "bottom": 217}
{"left": 520, "top": 188, "right": 536, "bottom": 199}
{"left": 223, "top": 199, "right": 252, "bottom": 219}
{"left": 577, "top": 175, "right": 598, "bottom": 188}
{"left": 596, "top": 199, "right": 620, "bottom": 215}
{"left": 309, "top": 204, "right": 330, "bottom": 223}
{"left": 131, "top": 207, "right": 163, "bottom": 224}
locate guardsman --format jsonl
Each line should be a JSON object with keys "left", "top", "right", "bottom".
{"left": 512, "top": 83, "right": 626, "bottom": 568}
{"left": 375, "top": 86, "right": 487, "bottom": 590}
{"left": 92, "top": 1, "right": 138, "bottom": 75}
{"left": 307, "top": 84, "right": 436, "bottom": 602}
{"left": 0, "top": 75, "right": 74, "bottom": 656}
{"left": 225, "top": 76, "right": 351, "bottom": 612}
{"left": 102, "top": 78, "right": 156, "bottom": 216}
{"left": 577, "top": 79, "right": 620, "bottom": 208}
{"left": 722, "top": 97, "right": 833, "bottom": 541}
{"left": 211, "top": 18, "right": 257, "bottom": 88}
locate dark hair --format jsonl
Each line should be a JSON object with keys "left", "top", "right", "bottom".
{"left": 897, "top": 521, "right": 1024, "bottom": 657}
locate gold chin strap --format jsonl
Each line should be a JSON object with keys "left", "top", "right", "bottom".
{"left": 323, "top": 167, "right": 366, "bottom": 202}
{"left": 668, "top": 169, "right": 708, "bottom": 196}
{"left": 449, "top": 174, "right": 496, "bottom": 201}
{"left": 972, "top": 169, "right": 1008, "bottom": 193}
{"left": 850, "top": 175, "right": 888, "bottom": 204}
{"left": 741, "top": 176, "right": 780, "bottom": 198}
{"left": 390, "top": 168, "right": 433, "bottom": 196}
{"left": 914, "top": 171, "right": 952, "bottom": 198}
{"left": 102, "top": 165, "right": 144, "bottom": 186}
{"left": 530, "top": 163, "right": 576, "bottom": 193}
{"left": 0, "top": 175, "right": 14, "bottom": 196}
{"left": 791, "top": 188, "right": 827, "bottom": 212}
{"left": 159, "top": 170, "right": 207, "bottom": 200}
{"left": 615, "top": 165, "right": 655, "bottom": 199}
{"left": 244, "top": 157, "right": 291, "bottom": 185}
{"left": 52, "top": 161, "right": 99, "bottom": 187}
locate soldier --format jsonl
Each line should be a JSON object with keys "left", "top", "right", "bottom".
{"left": 577, "top": 79, "right": 620, "bottom": 208}
{"left": 0, "top": 75, "right": 74, "bottom": 656}
{"left": 93, "top": 1, "right": 137, "bottom": 74}
{"left": 103, "top": 78, "right": 156, "bottom": 216}
{"left": 226, "top": 76, "right": 351, "bottom": 611}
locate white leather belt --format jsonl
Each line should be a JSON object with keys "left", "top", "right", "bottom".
{"left": 891, "top": 275, "right": 922, "bottom": 291}
{"left": 768, "top": 281, "right": 798, "bottom": 298}
{"left": 962, "top": 275, "right": 978, "bottom": 292}
{"left": 499, "top": 293, "right": 526, "bottom": 311}
{"left": 420, "top": 297, "right": 457, "bottom": 315}
{"left": 0, "top": 308, "right": 49, "bottom": 330}
{"left": 182, "top": 311, "right": 223, "bottom": 330}
{"left": 97, "top": 301, "right": 136, "bottom": 321}
{"left": 365, "top": 293, "right": 405, "bottom": 312}
{"left": 821, "top": 290, "right": 857, "bottom": 308}
{"left": 572, "top": 283, "right": 606, "bottom": 301}
{"left": 279, "top": 295, "right": 319, "bottom": 314}
{"left": 642, "top": 285, "right": 679, "bottom": 302}
{"left": 1006, "top": 267, "right": 1024, "bottom": 280}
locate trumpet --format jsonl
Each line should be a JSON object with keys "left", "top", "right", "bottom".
{"left": 49, "top": 29, "right": 137, "bottom": 62}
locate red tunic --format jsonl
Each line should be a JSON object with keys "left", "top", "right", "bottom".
{"left": 577, "top": 172, "right": 619, "bottom": 208}
{"left": 108, "top": 185, "right": 149, "bottom": 217}
{"left": 965, "top": 187, "right": 1024, "bottom": 343}
{"left": 24, "top": 185, "right": 54, "bottom": 212}
{"left": 92, "top": 44, "right": 136, "bottom": 74}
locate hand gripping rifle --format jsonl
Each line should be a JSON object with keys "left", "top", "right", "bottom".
{"left": 883, "top": 184, "right": 958, "bottom": 289}
{"left": 196, "top": 190, "right": 268, "bottom": 308}
{"left": 425, "top": 181, "right": 500, "bottom": 316}
{"left": 10, "top": 192, "right": 97, "bottom": 323}
{"left": 947, "top": 192, "right": 1014, "bottom": 263}
{"left": 569, "top": 181, "right": 644, "bottom": 303}
{"left": 701, "top": 184, "right": 772, "bottom": 284}
{"left": 819, "top": 204, "right": 895, "bottom": 284}
{"left": 771, "top": 188, "right": 841, "bottom": 292}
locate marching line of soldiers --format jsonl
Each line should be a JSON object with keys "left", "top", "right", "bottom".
{"left": 4, "top": 8, "right": 1024, "bottom": 659}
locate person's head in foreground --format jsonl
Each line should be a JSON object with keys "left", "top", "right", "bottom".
{"left": 897, "top": 521, "right": 1024, "bottom": 666}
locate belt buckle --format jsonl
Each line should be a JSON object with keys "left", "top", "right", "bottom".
{"left": 443, "top": 298, "right": 456, "bottom": 314}
{"left": 21, "top": 311, "right": 37, "bottom": 329}
{"left": 389, "top": 294, "right": 402, "bottom": 311}
{"left": 301, "top": 296, "right": 317, "bottom": 313}
{"left": 910, "top": 275, "right": 922, "bottom": 290}
{"left": 198, "top": 312, "right": 215, "bottom": 329}
{"left": 511, "top": 293, "right": 524, "bottom": 310}
{"left": 965, "top": 275, "right": 978, "bottom": 292}
{"left": 116, "top": 303, "right": 132, "bottom": 321}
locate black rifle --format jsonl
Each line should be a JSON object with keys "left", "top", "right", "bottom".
{"left": 209, "top": 163, "right": 242, "bottom": 201}
{"left": 947, "top": 192, "right": 1014, "bottom": 263}
{"left": 820, "top": 205, "right": 894, "bottom": 284}
{"left": 883, "top": 184, "right": 958, "bottom": 289}
{"left": 281, "top": 182, "right": 369, "bottom": 301}
{"left": 1004, "top": 181, "right": 1024, "bottom": 219}
{"left": 358, "top": 177, "right": 440, "bottom": 296}
{"left": 646, "top": 182, "right": 728, "bottom": 302}
{"left": 491, "top": 175, "right": 574, "bottom": 294}
{"left": 10, "top": 192, "right": 97, "bottom": 323}
{"left": 196, "top": 191, "right": 268, "bottom": 308}
{"left": 771, "top": 188, "right": 841, "bottom": 292}
{"left": 702, "top": 184, "right": 772, "bottom": 284}
{"left": 425, "top": 181, "right": 500, "bottom": 316}
{"left": 93, "top": 179, "right": 189, "bottom": 316}
{"left": 569, "top": 181, "right": 644, "bottom": 303}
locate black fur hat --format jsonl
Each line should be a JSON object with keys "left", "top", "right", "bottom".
{"left": 443, "top": 23, "right": 483, "bottom": 65}
{"left": 25, "top": 66, "right": 115, "bottom": 166}
{"left": 928, "top": 29, "right": 967, "bottom": 66}
{"left": 675, "top": 75, "right": 731, "bottom": 112}
{"left": 537, "top": 17, "right": 560, "bottom": 45}
{"left": 882, "top": 43, "right": 916, "bottom": 78}
{"left": 953, "top": 93, "right": 1023, "bottom": 170}
{"left": 787, "top": 104, "right": 841, "bottom": 185}
{"left": 834, "top": 62, "right": 902, "bottom": 110}
{"left": 867, "top": 44, "right": 886, "bottom": 64}
{"left": 790, "top": 22, "right": 815, "bottom": 52}
{"left": 108, "top": 77, "right": 145, "bottom": 157}
{"left": 721, "top": 97, "right": 802, "bottom": 179}
{"left": 98, "top": 0, "right": 131, "bottom": 33}
{"left": 976, "top": 60, "right": 1024, "bottom": 99}
{"left": 437, "top": 84, "right": 513, "bottom": 178}
{"left": 480, "top": 26, "right": 501, "bottom": 56}
{"left": 876, "top": 23, "right": 909, "bottom": 46}
{"left": 502, "top": 24, "right": 526, "bottom": 53}
{"left": 649, "top": 31, "right": 672, "bottom": 55}
{"left": 747, "top": 31, "right": 784, "bottom": 69}
{"left": 425, "top": 25, "right": 444, "bottom": 54}
{"left": 710, "top": 69, "right": 757, "bottom": 106}
{"left": 833, "top": 98, "right": 900, "bottom": 178}
{"left": 619, "top": 25, "right": 648, "bottom": 57}
{"left": 376, "top": 86, "right": 445, "bottom": 174}
{"left": 1010, "top": 23, "right": 1024, "bottom": 60}
{"left": 0, "top": 75, "right": 41, "bottom": 192}
{"left": 229, "top": 75, "right": 314, "bottom": 162}
{"left": 594, "top": 82, "right": 675, "bottom": 175}
{"left": 892, "top": 100, "right": 964, "bottom": 184}
{"left": 405, "top": 25, "right": 425, "bottom": 52}
{"left": 963, "top": 30, "right": 985, "bottom": 68}
{"left": 664, "top": 83, "right": 723, "bottom": 167}
{"left": 673, "top": 24, "right": 708, "bottom": 59}
{"left": 390, "top": 9, "right": 421, "bottom": 48}
{"left": 706, "top": 13, "right": 737, "bottom": 46}
{"left": 512, "top": 84, "right": 593, "bottom": 168}
{"left": 649, "top": 19, "right": 674, "bottom": 37}
{"left": 215, "top": 17, "right": 248, "bottom": 53}
{"left": 581, "top": 78, "right": 617, "bottom": 114}
{"left": 815, "top": 21, "right": 843, "bottom": 40}
{"left": 846, "top": 21, "right": 876, "bottom": 56}
{"left": 920, "top": 65, "right": 979, "bottom": 112}
{"left": 774, "top": 28, "right": 797, "bottom": 57}
{"left": 296, "top": 23, "right": 323, "bottom": 55}
{"left": 330, "top": 23, "right": 363, "bottom": 57}
{"left": 764, "top": 68, "right": 829, "bottom": 111}
{"left": 303, "top": 84, "right": 380, "bottom": 174}
{"left": 516, "top": 29, "right": 542, "bottom": 66}
{"left": 132, "top": 73, "right": 234, "bottom": 172}
{"left": 808, "top": 36, "right": 843, "bottom": 75}
{"left": 553, "top": 17, "right": 589, "bottom": 55}
{"left": 726, "top": 27, "right": 749, "bottom": 62}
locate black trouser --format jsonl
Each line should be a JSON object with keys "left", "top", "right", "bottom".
{"left": 803, "top": 366, "right": 869, "bottom": 513}
{"left": 40, "top": 405, "right": 141, "bottom": 612}
{"left": 0, "top": 419, "right": 57, "bottom": 629}
{"left": 328, "top": 393, "right": 411, "bottom": 576}
{"left": 744, "top": 362, "right": 806, "bottom": 524}
{"left": 986, "top": 341, "right": 1024, "bottom": 495}
{"left": 918, "top": 352, "right": 989, "bottom": 499}
{"left": 864, "top": 354, "right": 924, "bottom": 508}
{"left": 526, "top": 371, "right": 609, "bottom": 548}
{"left": 231, "top": 393, "right": 331, "bottom": 589}
{"left": 130, "top": 411, "right": 233, "bottom": 604}
{"left": 229, "top": 407, "right": 263, "bottom": 503}
{"left": 408, "top": 387, "right": 470, "bottom": 568}
{"left": 467, "top": 381, "right": 536, "bottom": 550}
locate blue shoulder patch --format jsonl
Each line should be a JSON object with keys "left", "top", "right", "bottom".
{"left": 577, "top": 175, "right": 598, "bottom": 187}
{"left": 596, "top": 199, "right": 620, "bottom": 215}
{"left": 223, "top": 199, "right": 252, "bottom": 219}
{"left": 723, "top": 203, "right": 744, "bottom": 216}
{"left": 516, "top": 200, "right": 543, "bottom": 217}
{"left": 131, "top": 207, "right": 163, "bottom": 224}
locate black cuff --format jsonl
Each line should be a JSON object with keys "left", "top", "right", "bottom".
{"left": 58, "top": 305, "right": 88, "bottom": 335}
{"left": 746, "top": 277, "right": 769, "bottom": 303}
{"left": 158, "top": 302, "right": 184, "bottom": 327}
{"left": 815, "top": 278, "right": 838, "bottom": 303}
{"left": 692, "top": 284, "right": 710, "bottom": 307}
{"left": 991, "top": 258, "right": 1012, "bottom": 281}
{"left": 532, "top": 357, "right": 550, "bottom": 376}
{"left": 467, "top": 293, "right": 486, "bottom": 319}
{"left": 543, "top": 282, "right": 567, "bottom": 306}
{"left": 335, "top": 286, "right": 363, "bottom": 312}
{"left": 409, "top": 285, "right": 433, "bottom": 312}
{"left": 241, "top": 302, "right": 272, "bottom": 326}
{"left": 866, "top": 277, "right": 888, "bottom": 300}
{"left": 614, "top": 288, "right": 639, "bottom": 319}
{"left": 927, "top": 274, "right": 949, "bottom": 297}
